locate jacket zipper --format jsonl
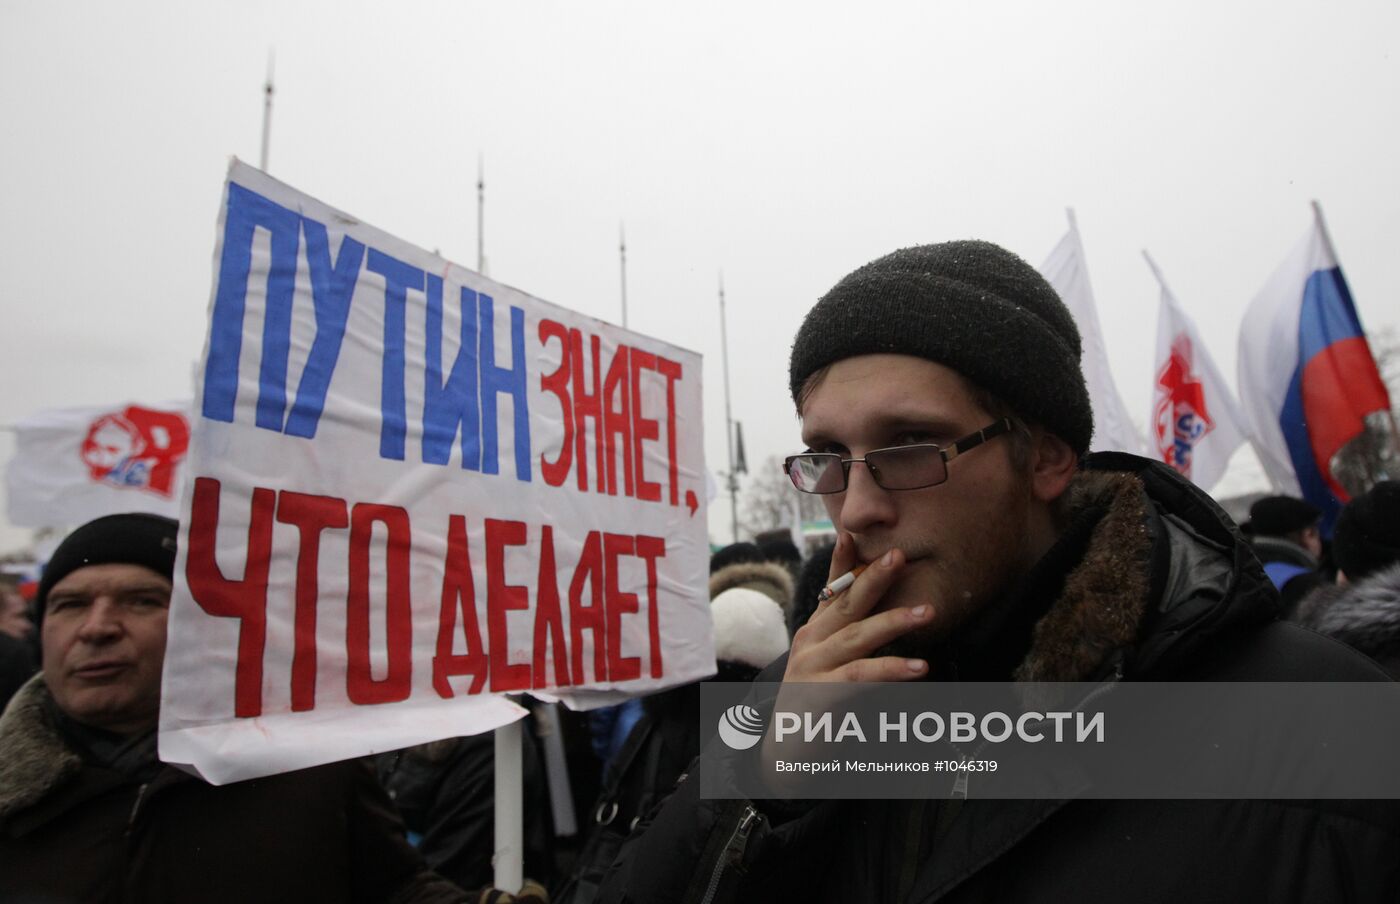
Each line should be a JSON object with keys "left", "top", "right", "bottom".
{"left": 697, "top": 804, "right": 760, "bottom": 904}
{"left": 1071, "top": 661, "right": 1124, "bottom": 712}
{"left": 951, "top": 662, "right": 1126, "bottom": 799}
{"left": 121, "top": 781, "right": 151, "bottom": 903}
{"left": 126, "top": 782, "right": 150, "bottom": 834}
{"left": 950, "top": 742, "right": 988, "bottom": 799}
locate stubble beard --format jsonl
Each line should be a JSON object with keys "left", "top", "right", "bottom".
{"left": 871, "top": 559, "right": 1018, "bottom": 662}
{"left": 868, "top": 493, "right": 1034, "bottom": 663}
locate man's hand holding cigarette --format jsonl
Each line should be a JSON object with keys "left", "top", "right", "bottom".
{"left": 782, "top": 532, "right": 933, "bottom": 684}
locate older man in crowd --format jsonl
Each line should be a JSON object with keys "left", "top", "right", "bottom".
{"left": 0, "top": 512, "right": 468, "bottom": 903}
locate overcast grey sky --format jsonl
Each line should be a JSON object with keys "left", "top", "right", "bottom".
{"left": 2, "top": 0, "right": 1397, "bottom": 551}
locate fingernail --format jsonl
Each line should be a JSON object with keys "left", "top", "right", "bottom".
{"left": 881, "top": 549, "right": 896, "bottom": 567}
{"left": 910, "top": 605, "right": 929, "bottom": 619}
{"left": 906, "top": 659, "right": 926, "bottom": 672}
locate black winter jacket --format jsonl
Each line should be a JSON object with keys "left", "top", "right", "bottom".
{"left": 377, "top": 722, "right": 554, "bottom": 891}
{"left": 598, "top": 454, "right": 1400, "bottom": 903}
{"left": 0, "top": 677, "right": 465, "bottom": 904}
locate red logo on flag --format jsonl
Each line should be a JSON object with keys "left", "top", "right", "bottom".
{"left": 1153, "top": 336, "right": 1215, "bottom": 478}
{"left": 79, "top": 406, "right": 190, "bottom": 497}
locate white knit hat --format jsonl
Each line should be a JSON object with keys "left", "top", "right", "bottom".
{"left": 710, "top": 587, "right": 790, "bottom": 670}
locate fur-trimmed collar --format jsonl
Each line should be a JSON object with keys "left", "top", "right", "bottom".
{"left": 1304, "top": 563, "right": 1400, "bottom": 675}
{"left": 1014, "top": 469, "right": 1154, "bottom": 682}
{"left": 0, "top": 676, "right": 84, "bottom": 821}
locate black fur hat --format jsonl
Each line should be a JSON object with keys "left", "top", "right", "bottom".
{"left": 1334, "top": 482, "right": 1400, "bottom": 581}
{"left": 1246, "top": 495, "right": 1321, "bottom": 539}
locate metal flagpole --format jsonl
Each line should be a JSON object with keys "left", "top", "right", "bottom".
{"left": 259, "top": 51, "right": 275, "bottom": 172}
{"left": 493, "top": 716, "right": 524, "bottom": 893}
{"left": 485, "top": 153, "right": 519, "bottom": 892}
{"left": 477, "top": 155, "right": 486, "bottom": 275}
{"left": 619, "top": 222, "right": 629, "bottom": 328}
{"left": 719, "top": 273, "right": 740, "bottom": 542}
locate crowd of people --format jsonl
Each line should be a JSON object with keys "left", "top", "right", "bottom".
{"left": 2, "top": 238, "right": 1398, "bottom": 902}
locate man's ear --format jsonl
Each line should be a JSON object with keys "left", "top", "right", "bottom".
{"left": 1029, "top": 430, "right": 1077, "bottom": 503}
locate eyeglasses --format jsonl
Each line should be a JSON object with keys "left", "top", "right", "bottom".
{"left": 783, "top": 418, "right": 1014, "bottom": 494}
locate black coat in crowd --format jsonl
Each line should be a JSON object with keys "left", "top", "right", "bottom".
{"left": 377, "top": 724, "right": 554, "bottom": 892}
{"left": 1299, "top": 562, "right": 1400, "bottom": 678}
{"left": 0, "top": 676, "right": 464, "bottom": 904}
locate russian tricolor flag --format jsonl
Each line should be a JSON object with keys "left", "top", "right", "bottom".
{"left": 1237, "top": 203, "right": 1393, "bottom": 532}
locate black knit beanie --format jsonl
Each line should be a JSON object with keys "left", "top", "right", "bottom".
{"left": 36, "top": 513, "right": 179, "bottom": 620}
{"left": 788, "top": 240, "right": 1092, "bottom": 456}
{"left": 1333, "top": 482, "right": 1400, "bottom": 581}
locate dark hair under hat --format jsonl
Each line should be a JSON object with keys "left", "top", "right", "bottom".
{"left": 1246, "top": 495, "right": 1321, "bottom": 539}
{"left": 36, "top": 513, "right": 179, "bottom": 615}
{"left": 1333, "top": 482, "right": 1400, "bottom": 581}
{"left": 788, "top": 240, "right": 1093, "bottom": 456}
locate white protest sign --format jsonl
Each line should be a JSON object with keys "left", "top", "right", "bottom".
{"left": 160, "top": 161, "right": 713, "bottom": 784}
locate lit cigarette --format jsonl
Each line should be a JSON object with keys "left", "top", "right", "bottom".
{"left": 817, "top": 564, "right": 868, "bottom": 604}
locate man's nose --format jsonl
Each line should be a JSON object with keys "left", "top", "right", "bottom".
{"left": 75, "top": 598, "right": 124, "bottom": 642}
{"left": 834, "top": 459, "right": 898, "bottom": 534}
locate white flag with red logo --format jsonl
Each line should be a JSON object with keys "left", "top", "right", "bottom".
{"left": 1039, "top": 210, "right": 1145, "bottom": 454}
{"left": 4, "top": 402, "right": 192, "bottom": 528}
{"left": 1144, "top": 254, "right": 1247, "bottom": 492}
